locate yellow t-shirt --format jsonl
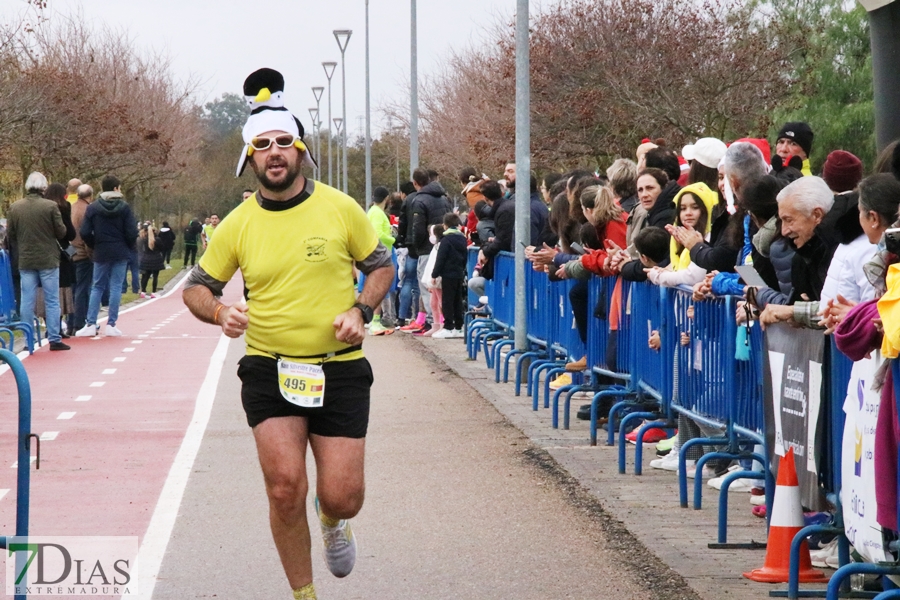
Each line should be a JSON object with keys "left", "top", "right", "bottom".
{"left": 200, "top": 182, "right": 378, "bottom": 362}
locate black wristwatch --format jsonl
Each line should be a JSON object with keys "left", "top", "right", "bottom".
{"left": 353, "top": 302, "right": 374, "bottom": 324}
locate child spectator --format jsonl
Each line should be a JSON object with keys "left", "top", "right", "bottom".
{"left": 432, "top": 213, "right": 468, "bottom": 339}
{"left": 420, "top": 224, "right": 446, "bottom": 337}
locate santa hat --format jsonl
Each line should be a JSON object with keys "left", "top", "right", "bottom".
{"left": 733, "top": 138, "right": 772, "bottom": 166}
{"left": 236, "top": 68, "right": 316, "bottom": 177}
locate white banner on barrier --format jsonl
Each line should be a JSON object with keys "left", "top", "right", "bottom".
{"left": 841, "top": 354, "right": 887, "bottom": 563}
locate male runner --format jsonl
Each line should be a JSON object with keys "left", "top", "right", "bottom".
{"left": 182, "top": 68, "right": 392, "bottom": 600}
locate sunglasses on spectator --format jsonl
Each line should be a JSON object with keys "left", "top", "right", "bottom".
{"left": 249, "top": 135, "right": 298, "bottom": 151}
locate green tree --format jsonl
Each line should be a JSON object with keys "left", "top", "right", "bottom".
{"left": 202, "top": 93, "right": 249, "bottom": 139}
{"left": 756, "top": 0, "right": 875, "bottom": 170}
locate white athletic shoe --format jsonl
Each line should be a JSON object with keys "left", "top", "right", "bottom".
{"left": 649, "top": 451, "right": 681, "bottom": 472}
{"left": 450, "top": 329, "right": 465, "bottom": 338}
{"left": 432, "top": 328, "right": 454, "bottom": 339}
{"left": 75, "top": 324, "right": 97, "bottom": 337}
{"left": 104, "top": 325, "right": 123, "bottom": 337}
{"left": 315, "top": 497, "right": 356, "bottom": 578}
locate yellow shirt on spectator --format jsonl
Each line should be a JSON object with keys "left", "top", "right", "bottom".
{"left": 200, "top": 183, "right": 378, "bottom": 362}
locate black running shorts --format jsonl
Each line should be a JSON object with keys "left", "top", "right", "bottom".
{"left": 237, "top": 355, "right": 373, "bottom": 437}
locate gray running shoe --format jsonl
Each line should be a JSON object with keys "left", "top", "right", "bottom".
{"left": 314, "top": 497, "right": 357, "bottom": 578}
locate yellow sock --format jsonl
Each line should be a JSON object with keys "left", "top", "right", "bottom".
{"left": 319, "top": 510, "right": 340, "bottom": 528}
{"left": 293, "top": 583, "right": 317, "bottom": 599}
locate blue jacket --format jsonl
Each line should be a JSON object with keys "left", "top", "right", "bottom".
{"left": 80, "top": 192, "right": 138, "bottom": 264}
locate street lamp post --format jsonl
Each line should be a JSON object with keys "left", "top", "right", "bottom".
{"left": 322, "top": 62, "right": 337, "bottom": 188}
{"left": 308, "top": 108, "right": 319, "bottom": 179}
{"left": 333, "top": 117, "right": 344, "bottom": 191}
{"left": 334, "top": 29, "right": 352, "bottom": 195}
{"left": 312, "top": 85, "right": 324, "bottom": 178}
{"left": 514, "top": 0, "right": 531, "bottom": 350}
{"left": 409, "top": 0, "right": 418, "bottom": 174}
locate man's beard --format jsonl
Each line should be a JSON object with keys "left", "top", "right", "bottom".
{"left": 251, "top": 155, "right": 302, "bottom": 193}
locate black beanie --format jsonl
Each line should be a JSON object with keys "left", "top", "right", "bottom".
{"left": 776, "top": 122, "right": 814, "bottom": 158}
{"left": 373, "top": 186, "right": 390, "bottom": 203}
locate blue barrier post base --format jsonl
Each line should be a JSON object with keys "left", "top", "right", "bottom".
{"left": 491, "top": 339, "right": 515, "bottom": 381}
{"left": 618, "top": 411, "right": 658, "bottom": 474}
{"left": 551, "top": 384, "right": 581, "bottom": 429}
{"left": 710, "top": 470, "right": 766, "bottom": 547}
{"left": 515, "top": 351, "right": 544, "bottom": 396}
{"left": 502, "top": 348, "right": 525, "bottom": 383}
{"left": 525, "top": 357, "right": 551, "bottom": 397}
{"left": 590, "top": 390, "right": 632, "bottom": 446}
{"left": 708, "top": 540, "right": 767, "bottom": 550}
{"left": 694, "top": 450, "right": 766, "bottom": 510}
{"left": 530, "top": 361, "right": 561, "bottom": 410}
{"left": 543, "top": 368, "right": 567, "bottom": 409}
{"left": 769, "top": 524, "right": 849, "bottom": 599}
{"left": 633, "top": 419, "right": 676, "bottom": 475}
{"left": 482, "top": 332, "right": 507, "bottom": 368}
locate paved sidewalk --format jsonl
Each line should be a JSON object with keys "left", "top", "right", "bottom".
{"left": 419, "top": 334, "right": 832, "bottom": 600}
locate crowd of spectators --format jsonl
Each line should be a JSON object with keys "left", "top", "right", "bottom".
{"left": 2, "top": 172, "right": 209, "bottom": 349}
{"left": 369, "top": 124, "right": 900, "bottom": 574}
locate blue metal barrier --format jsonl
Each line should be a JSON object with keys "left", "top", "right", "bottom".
{"left": 0, "top": 250, "right": 34, "bottom": 354}
{"left": 610, "top": 282, "right": 675, "bottom": 467}
{"left": 0, "top": 348, "right": 38, "bottom": 600}
{"left": 458, "top": 264, "right": 881, "bottom": 580}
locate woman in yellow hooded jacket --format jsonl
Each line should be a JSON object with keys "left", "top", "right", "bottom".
{"left": 645, "top": 182, "right": 719, "bottom": 288}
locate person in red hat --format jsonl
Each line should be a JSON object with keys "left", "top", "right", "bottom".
{"left": 822, "top": 150, "right": 864, "bottom": 193}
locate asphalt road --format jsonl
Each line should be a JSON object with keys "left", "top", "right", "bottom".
{"left": 152, "top": 332, "right": 666, "bottom": 599}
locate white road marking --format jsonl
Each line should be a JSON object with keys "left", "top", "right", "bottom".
{"left": 138, "top": 335, "right": 149, "bottom": 339}
{"left": 102, "top": 368, "right": 117, "bottom": 375}
{"left": 89, "top": 381, "right": 105, "bottom": 388}
{"left": 75, "top": 395, "right": 91, "bottom": 402}
{"left": 132, "top": 340, "right": 143, "bottom": 344}
{"left": 11, "top": 457, "right": 37, "bottom": 468}
{"left": 134, "top": 334, "right": 231, "bottom": 600}
{"left": 113, "top": 357, "right": 126, "bottom": 362}
{"left": 0, "top": 489, "right": 8, "bottom": 501}
{"left": 40, "top": 432, "right": 59, "bottom": 441}
{"left": 123, "top": 347, "right": 135, "bottom": 352}
{"left": 57, "top": 412, "right": 76, "bottom": 420}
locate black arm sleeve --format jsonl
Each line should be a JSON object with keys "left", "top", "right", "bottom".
{"left": 184, "top": 265, "right": 228, "bottom": 297}
{"left": 357, "top": 242, "right": 393, "bottom": 275}
{"left": 619, "top": 259, "right": 650, "bottom": 282}
{"left": 484, "top": 206, "right": 515, "bottom": 258}
{"left": 689, "top": 241, "right": 738, "bottom": 273}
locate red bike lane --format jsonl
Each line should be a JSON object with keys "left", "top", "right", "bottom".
{"left": 0, "top": 277, "right": 241, "bottom": 596}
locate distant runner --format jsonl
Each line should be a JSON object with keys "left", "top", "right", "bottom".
{"left": 182, "top": 68, "right": 392, "bottom": 600}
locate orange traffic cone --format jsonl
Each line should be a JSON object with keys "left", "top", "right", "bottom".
{"left": 743, "top": 447, "right": 828, "bottom": 583}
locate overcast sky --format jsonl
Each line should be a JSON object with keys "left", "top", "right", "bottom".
{"left": 7, "top": 0, "right": 518, "bottom": 138}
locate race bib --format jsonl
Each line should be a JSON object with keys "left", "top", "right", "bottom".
{"left": 277, "top": 359, "right": 326, "bottom": 408}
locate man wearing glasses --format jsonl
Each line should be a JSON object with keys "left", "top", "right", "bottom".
{"left": 182, "top": 68, "right": 393, "bottom": 600}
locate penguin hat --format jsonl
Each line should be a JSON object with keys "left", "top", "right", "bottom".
{"left": 236, "top": 67, "right": 317, "bottom": 177}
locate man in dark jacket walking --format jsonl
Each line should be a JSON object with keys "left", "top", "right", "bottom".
{"left": 156, "top": 221, "right": 177, "bottom": 268}
{"left": 410, "top": 168, "right": 451, "bottom": 326}
{"left": 7, "top": 171, "right": 70, "bottom": 351}
{"left": 75, "top": 175, "right": 138, "bottom": 337}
